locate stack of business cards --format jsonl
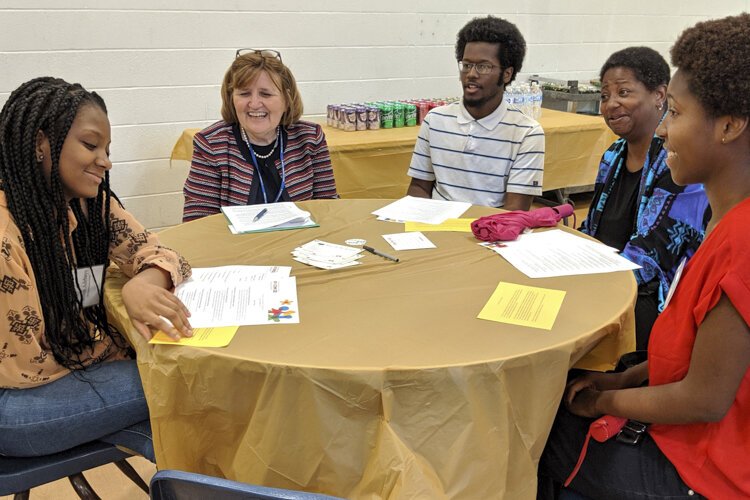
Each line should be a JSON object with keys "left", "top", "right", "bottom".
{"left": 292, "top": 240, "right": 364, "bottom": 270}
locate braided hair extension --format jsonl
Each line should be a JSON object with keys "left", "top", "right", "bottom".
{"left": 0, "top": 77, "right": 128, "bottom": 368}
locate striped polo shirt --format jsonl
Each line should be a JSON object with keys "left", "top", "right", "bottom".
{"left": 407, "top": 100, "right": 545, "bottom": 207}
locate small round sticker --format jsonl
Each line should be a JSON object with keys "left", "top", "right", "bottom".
{"left": 345, "top": 238, "right": 366, "bottom": 246}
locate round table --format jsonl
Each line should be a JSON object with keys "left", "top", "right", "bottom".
{"left": 105, "top": 199, "right": 635, "bottom": 499}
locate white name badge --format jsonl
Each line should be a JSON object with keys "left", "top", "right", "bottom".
{"left": 75, "top": 264, "right": 105, "bottom": 308}
{"left": 663, "top": 257, "right": 687, "bottom": 310}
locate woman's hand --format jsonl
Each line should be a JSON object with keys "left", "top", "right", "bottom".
{"left": 564, "top": 371, "right": 620, "bottom": 407}
{"left": 564, "top": 372, "right": 616, "bottom": 417}
{"left": 566, "top": 386, "right": 603, "bottom": 418}
{"left": 564, "top": 362, "right": 649, "bottom": 418}
{"left": 121, "top": 267, "right": 192, "bottom": 341}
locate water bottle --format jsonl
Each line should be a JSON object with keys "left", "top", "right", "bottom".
{"left": 513, "top": 84, "right": 525, "bottom": 112}
{"left": 531, "top": 82, "right": 544, "bottom": 119}
{"left": 504, "top": 85, "right": 515, "bottom": 106}
{"left": 522, "top": 83, "right": 533, "bottom": 117}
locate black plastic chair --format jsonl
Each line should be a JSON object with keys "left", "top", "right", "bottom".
{"left": 0, "top": 440, "right": 149, "bottom": 499}
{"left": 150, "top": 470, "right": 343, "bottom": 500}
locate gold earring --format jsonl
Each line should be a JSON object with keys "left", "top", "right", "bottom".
{"left": 721, "top": 137, "right": 726, "bottom": 144}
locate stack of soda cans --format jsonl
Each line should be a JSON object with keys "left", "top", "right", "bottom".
{"left": 326, "top": 98, "right": 459, "bottom": 131}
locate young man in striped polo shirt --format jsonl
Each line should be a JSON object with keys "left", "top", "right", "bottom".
{"left": 407, "top": 16, "right": 545, "bottom": 211}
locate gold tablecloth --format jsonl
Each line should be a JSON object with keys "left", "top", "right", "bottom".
{"left": 171, "top": 109, "right": 616, "bottom": 198}
{"left": 105, "top": 199, "right": 635, "bottom": 499}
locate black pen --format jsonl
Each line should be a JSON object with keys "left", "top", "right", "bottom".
{"left": 252, "top": 208, "right": 268, "bottom": 222}
{"left": 363, "top": 245, "right": 399, "bottom": 263}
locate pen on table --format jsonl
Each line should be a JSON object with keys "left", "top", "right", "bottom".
{"left": 252, "top": 208, "right": 268, "bottom": 222}
{"left": 363, "top": 245, "right": 400, "bottom": 263}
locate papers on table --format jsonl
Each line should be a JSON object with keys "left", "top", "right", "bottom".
{"left": 481, "top": 229, "right": 641, "bottom": 278}
{"left": 292, "top": 240, "right": 363, "bottom": 270}
{"left": 478, "top": 282, "right": 566, "bottom": 330}
{"left": 382, "top": 232, "right": 436, "bottom": 250}
{"left": 150, "top": 326, "right": 240, "bottom": 347}
{"left": 372, "top": 196, "right": 471, "bottom": 224}
{"left": 173, "top": 265, "right": 299, "bottom": 328}
{"left": 404, "top": 218, "right": 476, "bottom": 232}
{"left": 222, "top": 202, "right": 317, "bottom": 234}
{"left": 189, "top": 265, "right": 292, "bottom": 283}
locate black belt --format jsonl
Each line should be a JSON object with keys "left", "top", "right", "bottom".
{"left": 616, "top": 419, "right": 648, "bottom": 445}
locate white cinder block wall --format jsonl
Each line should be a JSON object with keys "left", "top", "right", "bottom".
{"left": 1, "top": 0, "right": 747, "bottom": 229}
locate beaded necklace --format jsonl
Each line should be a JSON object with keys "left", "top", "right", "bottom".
{"left": 238, "top": 125, "right": 286, "bottom": 204}
{"left": 240, "top": 126, "right": 279, "bottom": 159}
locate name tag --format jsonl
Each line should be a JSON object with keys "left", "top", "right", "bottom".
{"left": 74, "top": 264, "right": 104, "bottom": 308}
{"left": 663, "top": 258, "right": 687, "bottom": 310}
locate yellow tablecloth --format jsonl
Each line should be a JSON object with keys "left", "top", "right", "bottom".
{"left": 171, "top": 109, "right": 616, "bottom": 199}
{"left": 105, "top": 199, "right": 635, "bottom": 499}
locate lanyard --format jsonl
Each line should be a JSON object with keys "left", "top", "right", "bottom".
{"left": 588, "top": 139, "right": 654, "bottom": 237}
{"left": 246, "top": 131, "right": 286, "bottom": 204}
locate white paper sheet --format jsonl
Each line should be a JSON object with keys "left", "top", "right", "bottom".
{"left": 188, "top": 266, "right": 291, "bottom": 284}
{"left": 221, "top": 202, "right": 316, "bottom": 233}
{"left": 382, "top": 232, "right": 436, "bottom": 250}
{"left": 372, "top": 196, "right": 471, "bottom": 224}
{"left": 175, "top": 268, "right": 299, "bottom": 327}
{"left": 482, "top": 229, "right": 641, "bottom": 278}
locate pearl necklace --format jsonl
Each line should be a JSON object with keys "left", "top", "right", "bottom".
{"left": 241, "top": 126, "right": 279, "bottom": 160}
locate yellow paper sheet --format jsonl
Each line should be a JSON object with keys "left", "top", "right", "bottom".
{"left": 404, "top": 218, "right": 475, "bottom": 232}
{"left": 478, "top": 282, "right": 566, "bottom": 330}
{"left": 149, "top": 326, "right": 240, "bottom": 347}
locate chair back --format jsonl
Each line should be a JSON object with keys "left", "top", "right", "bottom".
{"left": 0, "top": 441, "right": 133, "bottom": 495}
{"left": 150, "top": 470, "right": 343, "bottom": 500}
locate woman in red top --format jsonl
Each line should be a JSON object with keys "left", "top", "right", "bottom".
{"left": 538, "top": 14, "right": 750, "bottom": 499}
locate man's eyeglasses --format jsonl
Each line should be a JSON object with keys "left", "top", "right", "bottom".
{"left": 458, "top": 61, "right": 498, "bottom": 74}
{"left": 235, "top": 49, "right": 282, "bottom": 63}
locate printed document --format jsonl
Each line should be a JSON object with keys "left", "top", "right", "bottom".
{"left": 175, "top": 266, "right": 299, "bottom": 327}
{"left": 478, "top": 282, "right": 566, "bottom": 330}
{"left": 372, "top": 196, "right": 471, "bottom": 224}
{"left": 382, "top": 232, "right": 436, "bottom": 250}
{"left": 149, "top": 326, "right": 240, "bottom": 347}
{"left": 404, "top": 218, "right": 476, "bottom": 232}
{"left": 222, "top": 202, "right": 317, "bottom": 233}
{"left": 189, "top": 265, "right": 291, "bottom": 283}
{"left": 482, "top": 229, "right": 640, "bottom": 278}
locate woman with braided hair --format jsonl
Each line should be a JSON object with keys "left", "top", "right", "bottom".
{"left": 0, "top": 77, "right": 193, "bottom": 461}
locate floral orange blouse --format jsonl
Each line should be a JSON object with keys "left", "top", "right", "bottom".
{"left": 0, "top": 191, "right": 191, "bottom": 389}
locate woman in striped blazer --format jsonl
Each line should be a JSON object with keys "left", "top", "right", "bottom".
{"left": 183, "top": 49, "right": 337, "bottom": 222}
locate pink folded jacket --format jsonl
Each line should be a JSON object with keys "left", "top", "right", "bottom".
{"left": 471, "top": 204, "right": 574, "bottom": 241}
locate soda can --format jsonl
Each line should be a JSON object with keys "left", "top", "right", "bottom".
{"left": 330, "top": 105, "right": 337, "bottom": 128}
{"left": 417, "top": 101, "right": 430, "bottom": 124}
{"left": 355, "top": 107, "right": 368, "bottom": 131}
{"left": 404, "top": 103, "right": 417, "bottom": 127}
{"left": 334, "top": 105, "right": 343, "bottom": 129}
{"left": 367, "top": 106, "right": 381, "bottom": 130}
{"left": 343, "top": 106, "right": 357, "bottom": 131}
{"left": 393, "top": 103, "right": 405, "bottom": 128}
{"left": 326, "top": 104, "right": 334, "bottom": 127}
{"left": 380, "top": 104, "right": 394, "bottom": 129}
